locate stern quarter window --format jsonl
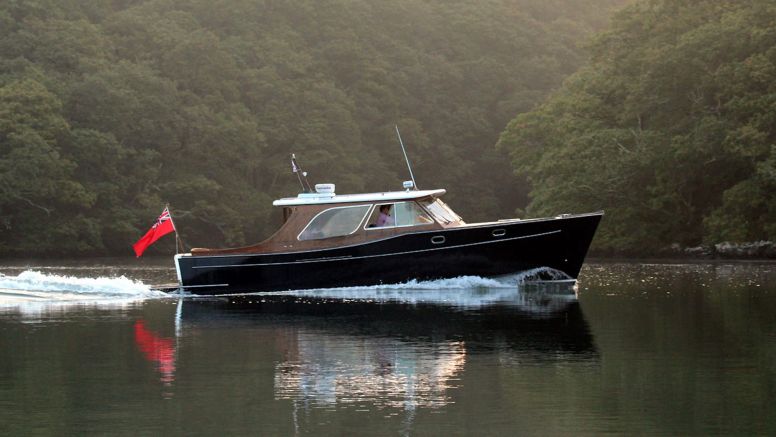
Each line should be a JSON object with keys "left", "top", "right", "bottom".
{"left": 298, "top": 205, "right": 371, "bottom": 241}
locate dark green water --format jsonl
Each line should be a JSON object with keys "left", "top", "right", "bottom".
{"left": 0, "top": 261, "right": 774, "bottom": 435}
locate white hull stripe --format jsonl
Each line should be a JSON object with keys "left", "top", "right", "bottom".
{"left": 179, "top": 283, "right": 230, "bottom": 289}
{"left": 190, "top": 229, "right": 562, "bottom": 270}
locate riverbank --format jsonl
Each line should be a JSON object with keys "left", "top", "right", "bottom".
{"left": 588, "top": 241, "right": 776, "bottom": 261}
{"left": 658, "top": 241, "right": 776, "bottom": 260}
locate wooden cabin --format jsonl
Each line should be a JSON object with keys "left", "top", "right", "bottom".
{"left": 190, "top": 184, "right": 465, "bottom": 255}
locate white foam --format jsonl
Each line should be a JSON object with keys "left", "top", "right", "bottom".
{"left": 369, "top": 275, "right": 513, "bottom": 290}
{"left": 335, "top": 267, "right": 571, "bottom": 290}
{"left": 251, "top": 267, "right": 575, "bottom": 310}
{"left": 274, "top": 267, "right": 571, "bottom": 293}
{"left": 0, "top": 270, "right": 166, "bottom": 304}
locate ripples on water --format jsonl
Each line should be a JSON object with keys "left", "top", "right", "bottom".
{"left": 581, "top": 262, "right": 772, "bottom": 292}
{"left": 0, "top": 263, "right": 585, "bottom": 419}
{"left": 0, "top": 261, "right": 774, "bottom": 435}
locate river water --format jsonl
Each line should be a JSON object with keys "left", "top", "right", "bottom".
{"left": 0, "top": 260, "right": 774, "bottom": 435}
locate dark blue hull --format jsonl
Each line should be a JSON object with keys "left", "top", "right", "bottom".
{"left": 175, "top": 212, "right": 602, "bottom": 294}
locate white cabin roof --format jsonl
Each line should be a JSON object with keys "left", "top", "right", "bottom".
{"left": 273, "top": 189, "right": 446, "bottom": 206}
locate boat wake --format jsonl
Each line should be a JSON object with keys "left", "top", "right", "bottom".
{"left": 270, "top": 267, "right": 572, "bottom": 293}
{"left": 0, "top": 267, "right": 574, "bottom": 314}
{"left": 377, "top": 267, "right": 571, "bottom": 289}
{"left": 0, "top": 270, "right": 166, "bottom": 305}
{"left": 239, "top": 267, "right": 576, "bottom": 310}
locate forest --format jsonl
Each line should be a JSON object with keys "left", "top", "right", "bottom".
{"left": 498, "top": 0, "right": 776, "bottom": 255}
{"left": 1, "top": 0, "right": 773, "bottom": 257}
{"left": 0, "top": 0, "right": 625, "bottom": 256}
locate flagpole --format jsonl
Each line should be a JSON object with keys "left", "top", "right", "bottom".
{"left": 166, "top": 204, "right": 182, "bottom": 255}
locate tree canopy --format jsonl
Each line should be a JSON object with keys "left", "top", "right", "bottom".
{"left": 0, "top": 0, "right": 625, "bottom": 256}
{"left": 498, "top": 0, "right": 776, "bottom": 254}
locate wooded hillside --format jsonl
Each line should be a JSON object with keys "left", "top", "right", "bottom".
{"left": 498, "top": 0, "right": 776, "bottom": 255}
{"left": 0, "top": 0, "right": 625, "bottom": 256}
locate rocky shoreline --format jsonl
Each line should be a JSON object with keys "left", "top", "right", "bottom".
{"left": 670, "top": 241, "right": 776, "bottom": 260}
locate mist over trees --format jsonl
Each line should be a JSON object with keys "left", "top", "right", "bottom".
{"left": 498, "top": 0, "right": 776, "bottom": 255}
{"left": 0, "top": 0, "right": 626, "bottom": 256}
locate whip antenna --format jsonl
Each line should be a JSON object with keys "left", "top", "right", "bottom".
{"left": 395, "top": 125, "right": 418, "bottom": 190}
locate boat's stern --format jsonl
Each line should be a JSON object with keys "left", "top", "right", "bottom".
{"left": 174, "top": 253, "right": 186, "bottom": 287}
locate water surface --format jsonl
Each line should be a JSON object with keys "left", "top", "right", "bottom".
{"left": 0, "top": 260, "right": 774, "bottom": 435}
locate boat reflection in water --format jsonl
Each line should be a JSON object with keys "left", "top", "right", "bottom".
{"left": 180, "top": 278, "right": 596, "bottom": 413}
{"left": 275, "top": 334, "right": 466, "bottom": 410}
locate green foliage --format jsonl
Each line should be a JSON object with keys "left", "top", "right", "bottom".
{"left": 0, "top": 78, "right": 94, "bottom": 254}
{"left": 498, "top": 0, "right": 776, "bottom": 254}
{"left": 0, "top": 0, "right": 626, "bottom": 256}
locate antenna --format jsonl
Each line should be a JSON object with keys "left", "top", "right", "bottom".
{"left": 291, "top": 154, "right": 313, "bottom": 193}
{"left": 395, "top": 125, "right": 418, "bottom": 190}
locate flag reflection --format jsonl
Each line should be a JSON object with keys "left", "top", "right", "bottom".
{"left": 134, "top": 320, "right": 176, "bottom": 386}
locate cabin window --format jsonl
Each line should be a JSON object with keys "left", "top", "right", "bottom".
{"left": 298, "top": 205, "right": 371, "bottom": 241}
{"left": 422, "top": 199, "right": 463, "bottom": 224}
{"left": 395, "top": 201, "right": 434, "bottom": 226}
{"left": 365, "top": 202, "right": 433, "bottom": 229}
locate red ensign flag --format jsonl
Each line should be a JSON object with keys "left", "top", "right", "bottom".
{"left": 133, "top": 207, "right": 176, "bottom": 257}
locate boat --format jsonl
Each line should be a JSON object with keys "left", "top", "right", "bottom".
{"left": 174, "top": 179, "right": 603, "bottom": 294}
